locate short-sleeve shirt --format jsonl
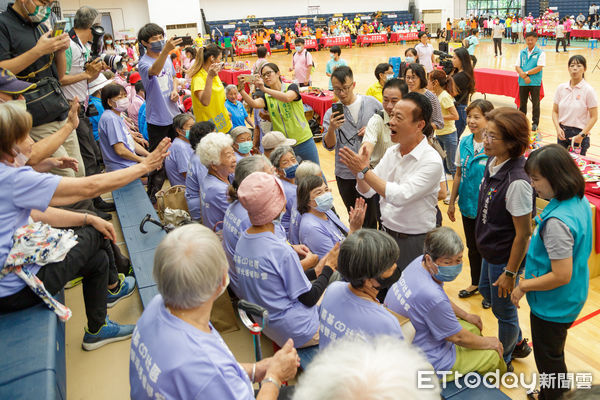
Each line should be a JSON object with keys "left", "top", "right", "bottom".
{"left": 0, "top": 165, "right": 61, "bottom": 297}
{"left": 492, "top": 23, "right": 505, "bottom": 38}
{"left": 299, "top": 210, "right": 347, "bottom": 258}
{"left": 225, "top": 99, "right": 249, "bottom": 129}
{"left": 292, "top": 49, "right": 313, "bottom": 84}
{"left": 466, "top": 35, "right": 479, "bottom": 55}
{"left": 280, "top": 179, "right": 297, "bottom": 235}
{"left": 98, "top": 110, "right": 138, "bottom": 172}
{"left": 363, "top": 111, "right": 392, "bottom": 167}
{"left": 436, "top": 90, "right": 457, "bottom": 136}
{"left": 452, "top": 71, "right": 471, "bottom": 105}
{"left": 318, "top": 281, "right": 404, "bottom": 349}
{"left": 384, "top": 256, "right": 462, "bottom": 371}
{"left": 415, "top": 43, "right": 434, "bottom": 73}
{"left": 488, "top": 158, "right": 534, "bottom": 217}
{"left": 130, "top": 295, "right": 253, "bottom": 400}
{"left": 165, "top": 138, "right": 194, "bottom": 187}
{"left": 201, "top": 174, "right": 230, "bottom": 231}
{"left": 88, "top": 96, "right": 105, "bottom": 141}
{"left": 191, "top": 69, "right": 232, "bottom": 133}
{"left": 553, "top": 80, "right": 598, "bottom": 130}
{"left": 234, "top": 230, "right": 318, "bottom": 347}
{"left": 138, "top": 54, "right": 180, "bottom": 126}
{"left": 185, "top": 155, "right": 207, "bottom": 221}
{"left": 325, "top": 58, "right": 347, "bottom": 90}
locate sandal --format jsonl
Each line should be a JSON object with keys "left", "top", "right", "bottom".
{"left": 526, "top": 389, "right": 539, "bottom": 399}
{"left": 482, "top": 299, "right": 492, "bottom": 309}
{"left": 459, "top": 288, "right": 479, "bottom": 298}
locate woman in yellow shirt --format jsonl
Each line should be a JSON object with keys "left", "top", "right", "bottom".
{"left": 365, "top": 63, "right": 393, "bottom": 103}
{"left": 189, "top": 45, "right": 232, "bottom": 133}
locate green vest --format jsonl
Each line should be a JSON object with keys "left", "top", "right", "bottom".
{"left": 264, "top": 83, "right": 312, "bottom": 145}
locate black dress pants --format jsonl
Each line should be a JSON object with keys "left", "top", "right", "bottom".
{"left": 335, "top": 176, "right": 379, "bottom": 229}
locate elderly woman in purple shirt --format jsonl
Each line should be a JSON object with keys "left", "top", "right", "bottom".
{"left": 0, "top": 102, "right": 170, "bottom": 350}
{"left": 297, "top": 175, "right": 366, "bottom": 258}
{"left": 269, "top": 145, "right": 299, "bottom": 236}
{"left": 198, "top": 132, "right": 237, "bottom": 231}
{"left": 130, "top": 224, "right": 299, "bottom": 399}
{"left": 164, "top": 114, "right": 194, "bottom": 187}
{"left": 185, "top": 121, "right": 215, "bottom": 221}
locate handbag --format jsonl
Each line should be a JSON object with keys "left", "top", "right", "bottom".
{"left": 155, "top": 185, "right": 190, "bottom": 223}
{"left": 22, "top": 75, "right": 70, "bottom": 127}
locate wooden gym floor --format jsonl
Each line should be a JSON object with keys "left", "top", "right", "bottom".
{"left": 64, "top": 38, "right": 600, "bottom": 399}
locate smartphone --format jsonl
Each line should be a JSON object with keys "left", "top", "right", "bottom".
{"left": 175, "top": 36, "right": 194, "bottom": 46}
{"left": 52, "top": 20, "right": 67, "bottom": 37}
{"left": 332, "top": 103, "right": 343, "bottom": 118}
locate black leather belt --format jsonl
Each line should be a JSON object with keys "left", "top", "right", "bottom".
{"left": 381, "top": 225, "right": 422, "bottom": 239}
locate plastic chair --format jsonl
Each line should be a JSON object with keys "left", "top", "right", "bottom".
{"left": 388, "top": 56, "right": 402, "bottom": 77}
{"left": 588, "top": 39, "right": 598, "bottom": 49}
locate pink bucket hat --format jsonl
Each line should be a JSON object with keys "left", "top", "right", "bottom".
{"left": 238, "top": 172, "right": 286, "bottom": 226}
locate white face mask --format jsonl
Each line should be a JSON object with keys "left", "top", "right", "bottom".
{"left": 4, "top": 145, "right": 29, "bottom": 168}
{"left": 113, "top": 98, "right": 129, "bottom": 112}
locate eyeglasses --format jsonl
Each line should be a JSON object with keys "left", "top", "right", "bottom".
{"left": 332, "top": 83, "right": 354, "bottom": 94}
{"left": 261, "top": 71, "right": 274, "bottom": 79}
{"left": 483, "top": 131, "right": 503, "bottom": 142}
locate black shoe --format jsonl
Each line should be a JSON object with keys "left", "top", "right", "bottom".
{"left": 512, "top": 338, "right": 532, "bottom": 359}
{"left": 93, "top": 197, "right": 116, "bottom": 212}
{"left": 532, "top": 123, "right": 538, "bottom": 131}
{"left": 506, "top": 361, "right": 514, "bottom": 373}
{"left": 482, "top": 299, "right": 491, "bottom": 309}
{"left": 459, "top": 288, "right": 479, "bottom": 298}
{"left": 96, "top": 209, "right": 112, "bottom": 221}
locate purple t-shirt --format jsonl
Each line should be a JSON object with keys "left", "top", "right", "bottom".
{"left": 98, "top": 110, "right": 138, "bottom": 172}
{"left": 288, "top": 202, "right": 301, "bottom": 245}
{"left": 299, "top": 210, "right": 347, "bottom": 258}
{"left": 201, "top": 174, "right": 230, "bottom": 232}
{"left": 223, "top": 201, "right": 287, "bottom": 296}
{"left": 280, "top": 179, "right": 296, "bottom": 235}
{"left": 185, "top": 155, "right": 207, "bottom": 221}
{"left": 384, "top": 256, "right": 462, "bottom": 371}
{"left": 234, "top": 230, "right": 318, "bottom": 347}
{"left": 130, "top": 295, "right": 253, "bottom": 400}
{"left": 138, "top": 54, "right": 180, "bottom": 126}
{"left": 318, "top": 281, "right": 404, "bottom": 349}
{"left": 165, "top": 138, "right": 194, "bottom": 187}
{"left": 0, "top": 165, "right": 61, "bottom": 297}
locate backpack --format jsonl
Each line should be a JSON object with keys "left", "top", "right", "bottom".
{"left": 462, "top": 35, "right": 472, "bottom": 48}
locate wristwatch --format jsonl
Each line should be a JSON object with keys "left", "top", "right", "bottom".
{"left": 357, "top": 166, "right": 370, "bottom": 180}
{"left": 504, "top": 269, "right": 517, "bottom": 278}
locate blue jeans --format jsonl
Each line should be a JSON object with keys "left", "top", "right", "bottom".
{"left": 455, "top": 104, "right": 467, "bottom": 138}
{"left": 436, "top": 132, "right": 457, "bottom": 176}
{"left": 293, "top": 138, "right": 321, "bottom": 166}
{"left": 479, "top": 259, "right": 523, "bottom": 363}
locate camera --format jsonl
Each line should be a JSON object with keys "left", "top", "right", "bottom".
{"left": 433, "top": 50, "right": 454, "bottom": 75}
{"left": 86, "top": 24, "right": 124, "bottom": 71}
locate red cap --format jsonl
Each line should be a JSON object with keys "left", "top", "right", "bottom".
{"left": 183, "top": 97, "right": 192, "bottom": 112}
{"left": 129, "top": 72, "right": 141, "bottom": 85}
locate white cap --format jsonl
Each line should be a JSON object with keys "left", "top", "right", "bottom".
{"left": 88, "top": 74, "right": 114, "bottom": 95}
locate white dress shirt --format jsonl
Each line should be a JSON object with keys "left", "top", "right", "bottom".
{"left": 358, "top": 136, "right": 444, "bottom": 234}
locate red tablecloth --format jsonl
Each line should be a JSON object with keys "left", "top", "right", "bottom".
{"left": 536, "top": 28, "right": 555, "bottom": 37}
{"left": 474, "top": 68, "right": 545, "bottom": 108}
{"left": 291, "top": 39, "right": 318, "bottom": 50}
{"left": 218, "top": 69, "right": 251, "bottom": 85}
{"left": 570, "top": 29, "right": 600, "bottom": 39}
{"left": 357, "top": 34, "right": 388, "bottom": 46}
{"left": 301, "top": 91, "right": 334, "bottom": 125}
{"left": 236, "top": 42, "right": 271, "bottom": 56}
{"left": 322, "top": 36, "right": 352, "bottom": 47}
{"left": 390, "top": 32, "right": 419, "bottom": 42}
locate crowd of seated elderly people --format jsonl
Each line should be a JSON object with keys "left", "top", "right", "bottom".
{"left": 0, "top": 8, "right": 596, "bottom": 399}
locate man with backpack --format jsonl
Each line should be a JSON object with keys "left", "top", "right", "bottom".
{"left": 463, "top": 29, "right": 479, "bottom": 55}
{"left": 290, "top": 38, "right": 313, "bottom": 87}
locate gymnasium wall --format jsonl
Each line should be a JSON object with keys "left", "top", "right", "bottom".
{"left": 525, "top": 0, "right": 593, "bottom": 18}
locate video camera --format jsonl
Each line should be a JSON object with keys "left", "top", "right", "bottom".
{"left": 433, "top": 50, "right": 454, "bottom": 75}
{"left": 87, "top": 24, "right": 124, "bottom": 72}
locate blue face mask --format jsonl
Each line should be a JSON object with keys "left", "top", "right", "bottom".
{"left": 405, "top": 56, "right": 415, "bottom": 64}
{"left": 433, "top": 262, "right": 463, "bottom": 282}
{"left": 149, "top": 39, "right": 165, "bottom": 53}
{"left": 184, "top": 129, "right": 190, "bottom": 139}
{"left": 274, "top": 209, "right": 286, "bottom": 224}
{"left": 314, "top": 192, "right": 334, "bottom": 212}
{"left": 283, "top": 163, "right": 298, "bottom": 179}
{"left": 237, "top": 141, "right": 253, "bottom": 155}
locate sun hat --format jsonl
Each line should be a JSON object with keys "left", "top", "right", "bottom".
{"left": 238, "top": 172, "right": 286, "bottom": 226}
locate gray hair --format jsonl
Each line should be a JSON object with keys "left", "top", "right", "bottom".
{"left": 339, "top": 229, "right": 399, "bottom": 288}
{"left": 269, "top": 145, "right": 294, "bottom": 168}
{"left": 229, "top": 126, "right": 252, "bottom": 142}
{"left": 225, "top": 84, "right": 238, "bottom": 94}
{"left": 173, "top": 113, "right": 194, "bottom": 133}
{"left": 230, "top": 155, "right": 272, "bottom": 201}
{"left": 197, "top": 132, "right": 233, "bottom": 167}
{"left": 293, "top": 336, "right": 440, "bottom": 400}
{"left": 153, "top": 224, "right": 228, "bottom": 309}
{"left": 74, "top": 6, "right": 99, "bottom": 29}
{"left": 423, "top": 227, "right": 464, "bottom": 261}
{"left": 295, "top": 160, "right": 321, "bottom": 180}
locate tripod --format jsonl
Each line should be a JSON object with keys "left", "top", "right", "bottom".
{"left": 593, "top": 56, "right": 600, "bottom": 73}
